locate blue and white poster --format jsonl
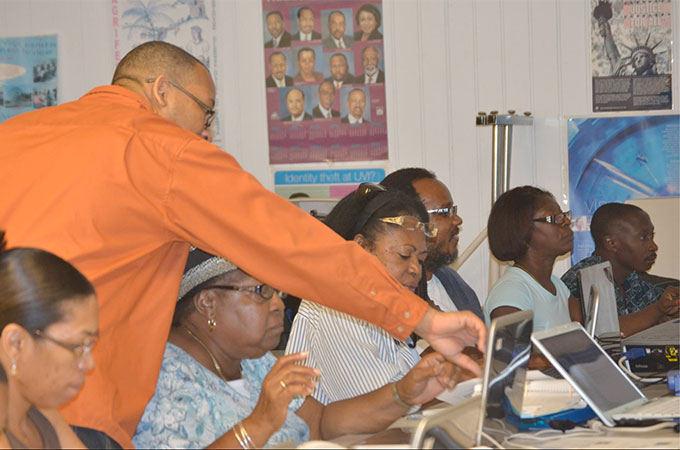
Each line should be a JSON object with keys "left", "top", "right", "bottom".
{"left": 567, "top": 114, "right": 679, "bottom": 264}
{"left": 274, "top": 167, "right": 385, "bottom": 199}
{"left": 0, "top": 35, "right": 58, "bottom": 123}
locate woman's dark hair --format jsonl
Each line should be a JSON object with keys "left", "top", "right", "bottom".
{"left": 0, "top": 247, "right": 96, "bottom": 333}
{"left": 487, "top": 186, "right": 555, "bottom": 262}
{"left": 324, "top": 186, "right": 428, "bottom": 246}
{"left": 355, "top": 4, "right": 382, "bottom": 29}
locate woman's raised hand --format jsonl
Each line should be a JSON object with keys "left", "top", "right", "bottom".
{"left": 395, "top": 352, "right": 461, "bottom": 407}
{"left": 247, "top": 352, "right": 320, "bottom": 437}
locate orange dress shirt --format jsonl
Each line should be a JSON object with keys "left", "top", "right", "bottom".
{"left": 0, "top": 86, "right": 427, "bottom": 448}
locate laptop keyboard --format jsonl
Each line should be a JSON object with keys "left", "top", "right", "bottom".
{"left": 613, "top": 396, "right": 680, "bottom": 419}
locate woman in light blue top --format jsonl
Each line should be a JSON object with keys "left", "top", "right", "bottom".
{"left": 484, "top": 186, "right": 582, "bottom": 335}
{"left": 134, "top": 247, "right": 460, "bottom": 449}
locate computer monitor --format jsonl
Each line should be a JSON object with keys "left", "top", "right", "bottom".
{"left": 411, "top": 310, "right": 533, "bottom": 448}
{"left": 576, "top": 261, "right": 620, "bottom": 339}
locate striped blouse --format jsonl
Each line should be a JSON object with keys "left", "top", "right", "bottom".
{"left": 286, "top": 299, "right": 420, "bottom": 405}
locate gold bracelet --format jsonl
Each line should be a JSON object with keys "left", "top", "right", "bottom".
{"left": 233, "top": 422, "right": 249, "bottom": 449}
{"left": 238, "top": 421, "right": 256, "bottom": 449}
{"left": 391, "top": 381, "right": 414, "bottom": 409}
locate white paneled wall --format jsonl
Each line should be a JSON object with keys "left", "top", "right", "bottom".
{"left": 1, "top": 0, "right": 679, "bottom": 302}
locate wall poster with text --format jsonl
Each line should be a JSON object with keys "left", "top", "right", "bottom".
{"left": 0, "top": 35, "right": 58, "bottom": 123}
{"left": 111, "top": 0, "right": 220, "bottom": 142}
{"left": 263, "top": 0, "right": 388, "bottom": 164}
{"left": 590, "top": 0, "right": 673, "bottom": 112}
{"left": 567, "top": 114, "right": 679, "bottom": 264}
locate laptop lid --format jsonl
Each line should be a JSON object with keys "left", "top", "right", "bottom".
{"left": 532, "top": 322, "right": 647, "bottom": 427}
{"left": 411, "top": 310, "right": 533, "bottom": 448}
{"left": 623, "top": 318, "right": 680, "bottom": 346}
{"left": 577, "top": 261, "right": 620, "bottom": 338}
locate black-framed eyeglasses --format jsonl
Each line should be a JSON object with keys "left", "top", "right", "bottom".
{"left": 380, "top": 215, "right": 438, "bottom": 238}
{"left": 32, "top": 329, "right": 98, "bottom": 360}
{"left": 427, "top": 205, "right": 458, "bottom": 218}
{"left": 209, "top": 284, "right": 288, "bottom": 301}
{"left": 354, "top": 182, "right": 386, "bottom": 200}
{"left": 532, "top": 210, "right": 572, "bottom": 226}
{"left": 145, "top": 77, "right": 216, "bottom": 129}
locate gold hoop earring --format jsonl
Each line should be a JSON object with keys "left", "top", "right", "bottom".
{"left": 10, "top": 358, "right": 16, "bottom": 376}
{"left": 208, "top": 319, "right": 216, "bottom": 332}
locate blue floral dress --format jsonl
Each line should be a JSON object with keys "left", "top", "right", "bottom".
{"left": 133, "top": 343, "right": 309, "bottom": 449}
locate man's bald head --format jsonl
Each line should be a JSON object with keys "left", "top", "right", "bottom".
{"left": 112, "top": 41, "right": 206, "bottom": 86}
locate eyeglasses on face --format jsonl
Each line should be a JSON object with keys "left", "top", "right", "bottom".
{"left": 532, "top": 210, "right": 572, "bottom": 226}
{"left": 145, "top": 77, "right": 216, "bottom": 129}
{"left": 209, "top": 284, "right": 288, "bottom": 301}
{"left": 427, "top": 205, "right": 458, "bottom": 218}
{"left": 32, "top": 329, "right": 98, "bottom": 360}
{"left": 380, "top": 215, "right": 438, "bottom": 238}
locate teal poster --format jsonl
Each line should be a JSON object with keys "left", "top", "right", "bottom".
{"left": 0, "top": 35, "right": 58, "bottom": 122}
{"left": 567, "top": 114, "right": 679, "bottom": 264}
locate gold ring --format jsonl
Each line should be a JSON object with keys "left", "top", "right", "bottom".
{"left": 280, "top": 380, "right": 287, "bottom": 389}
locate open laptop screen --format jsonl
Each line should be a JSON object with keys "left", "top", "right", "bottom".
{"left": 537, "top": 327, "right": 643, "bottom": 412}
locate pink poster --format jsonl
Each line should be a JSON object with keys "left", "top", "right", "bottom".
{"left": 262, "top": 0, "right": 388, "bottom": 164}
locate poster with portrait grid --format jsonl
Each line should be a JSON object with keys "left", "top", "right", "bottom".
{"left": 262, "top": 0, "right": 388, "bottom": 164}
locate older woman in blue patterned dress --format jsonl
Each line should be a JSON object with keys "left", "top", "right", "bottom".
{"left": 133, "top": 247, "right": 459, "bottom": 449}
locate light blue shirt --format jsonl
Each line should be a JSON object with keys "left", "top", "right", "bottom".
{"left": 484, "top": 266, "right": 572, "bottom": 332}
{"left": 133, "top": 343, "right": 309, "bottom": 449}
{"left": 286, "top": 300, "right": 420, "bottom": 405}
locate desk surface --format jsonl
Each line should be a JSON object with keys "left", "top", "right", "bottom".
{"left": 330, "top": 385, "right": 679, "bottom": 449}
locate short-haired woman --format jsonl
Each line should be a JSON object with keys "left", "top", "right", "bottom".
{"left": 354, "top": 4, "right": 383, "bottom": 41}
{"left": 484, "top": 186, "right": 581, "bottom": 333}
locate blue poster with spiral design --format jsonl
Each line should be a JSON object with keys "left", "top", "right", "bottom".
{"left": 567, "top": 114, "right": 679, "bottom": 264}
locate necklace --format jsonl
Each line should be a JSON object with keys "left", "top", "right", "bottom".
{"left": 514, "top": 263, "right": 557, "bottom": 295}
{"left": 182, "top": 326, "right": 228, "bottom": 382}
{"left": 513, "top": 263, "right": 542, "bottom": 285}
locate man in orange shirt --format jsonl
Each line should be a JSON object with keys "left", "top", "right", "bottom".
{"left": 0, "top": 41, "right": 485, "bottom": 448}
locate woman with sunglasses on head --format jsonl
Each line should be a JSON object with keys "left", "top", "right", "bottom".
{"left": 0, "top": 231, "right": 98, "bottom": 449}
{"left": 133, "top": 247, "right": 457, "bottom": 448}
{"left": 286, "top": 185, "right": 462, "bottom": 406}
{"left": 485, "top": 186, "right": 582, "bottom": 337}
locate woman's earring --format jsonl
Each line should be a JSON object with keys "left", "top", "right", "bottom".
{"left": 208, "top": 319, "right": 216, "bottom": 332}
{"left": 10, "top": 358, "right": 16, "bottom": 376}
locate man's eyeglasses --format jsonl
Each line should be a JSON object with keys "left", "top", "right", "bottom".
{"left": 145, "top": 77, "right": 216, "bottom": 129}
{"left": 427, "top": 205, "right": 458, "bottom": 218}
{"left": 209, "top": 284, "right": 288, "bottom": 301}
{"left": 32, "top": 329, "right": 98, "bottom": 360}
{"left": 380, "top": 215, "right": 438, "bottom": 238}
{"left": 532, "top": 210, "right": 572, "bottom": 226}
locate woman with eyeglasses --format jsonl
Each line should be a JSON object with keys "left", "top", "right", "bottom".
{"left": 133, "top": 247, "right": 457, "bottom": 448}
{"left": 286, "top": 185, "right": 457, "bottom": 406}
{"left": 485, "top": 186, "right": 582, "bottom": 335}
{"left": 0, "top": 232, "right": 97, "bottom": 449}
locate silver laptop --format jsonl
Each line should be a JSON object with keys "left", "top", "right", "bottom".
{"left": 532, "top": 322, "right": 679, "bottom": 427}
{"left": 577, "top": 261, "right": 620, "bottom": 338}
{"left": 411, "top": 310, "right": 533, "bottom": 448}
{"left": 624, "top": 318, "right": 680, "bottom": 347}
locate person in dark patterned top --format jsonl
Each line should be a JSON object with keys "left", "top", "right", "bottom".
{"left": 562, "top": 203, "right": 679, "bottom": 336}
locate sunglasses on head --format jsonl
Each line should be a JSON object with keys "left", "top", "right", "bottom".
{"left": 380, "top": 215, "right": 438, "bottom": 238}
